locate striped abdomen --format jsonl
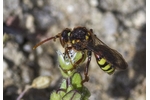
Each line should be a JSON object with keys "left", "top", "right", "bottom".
{"left": 97, "top": 58, "right": 115, "bottom": 74}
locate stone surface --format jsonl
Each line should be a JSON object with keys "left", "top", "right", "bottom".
{"left": 3, "top": 0, "right": 145, "bottom": 100}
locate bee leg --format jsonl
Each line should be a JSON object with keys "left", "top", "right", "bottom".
{"left": 82, "top": 51, "right": 92, "bottom": 84}
{"left": 64, "top": 48, "right": 74, "bottom": 66}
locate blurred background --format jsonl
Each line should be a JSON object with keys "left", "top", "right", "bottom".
{"left": 3, "top": 0, "right": 146, "bottom": 100}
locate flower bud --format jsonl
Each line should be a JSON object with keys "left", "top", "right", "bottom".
{"left": 31, "top": 76, "right": 52, "bottom": 89}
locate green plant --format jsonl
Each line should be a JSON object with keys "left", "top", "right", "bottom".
{"left": 50, "top": 50, "right": 90, "bottom": 100}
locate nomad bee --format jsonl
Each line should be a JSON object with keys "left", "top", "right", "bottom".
{"left": 33, "top": 27, "right": 128, "bottom": 83}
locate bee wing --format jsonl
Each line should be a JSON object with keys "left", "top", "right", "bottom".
{"left": 91, "top": 34, "right": 109, "bottom": 46}
{"left": 87, "top": 33, "right": 128, "bottom": 70}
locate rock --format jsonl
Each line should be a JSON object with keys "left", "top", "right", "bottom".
{"left": 98, "top": 0, "right": 145, "bottom": 14}
{"left": 39, "top": 68, "right": 52, "bottom": 76}
{"left": 132, "top": 10, "right": 146, "bottom": 29}
{"left": 89, "top": 0, "right": 98, "bottom": 7}
{"left": 29, "top": 53, "right": 35, "bottom": 61}
{"left": 35, "top": 46, "right": 43, "bottom": 55}
{"left": 23, "top": 43, "right": 32, "bottom": 53}
{"left": 120, "top": 9, "right": 145, "bottom": 29}
{"left": 3, "top": 60, "right": 8, "bottom": 73}
{"left": 25, "top": 14, "right": 35, "bottom": 33}
{"left": 21, "top": 65, "right": 33, "bottom": 84}
{"left": 38, "top": 54, "right": 54, "bottom": 69}
{"left": 22, "top": 0, "right": 33, "bottom": 10}
{"left": 100, "top": 12, "right": 118, "bottom": 35}
{"left": 3, "top": 42, "right": 26, "bottom": 66}
{"left": 33, "top": 8, "right": 56, "bottom": 30}
{"left": 3, "top": 0, "right": 20, "bottom": 21}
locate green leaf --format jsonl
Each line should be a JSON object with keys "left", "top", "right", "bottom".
{"left": 63, "top": 90, "right": 81, "bottom": 100}
{"left": 71, "top": 73, "right": 83, "bottom": 90}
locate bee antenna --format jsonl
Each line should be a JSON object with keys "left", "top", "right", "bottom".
{"left": 33, "top": 35, "right": 60, "bottom": 50}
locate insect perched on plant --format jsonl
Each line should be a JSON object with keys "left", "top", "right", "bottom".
{"left": 33, "top": 27, "right": 128, "bottom": 83}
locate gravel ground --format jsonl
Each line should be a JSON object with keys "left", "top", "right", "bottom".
{"left": 3, "top": 0, "right": 146, "bottom": 100}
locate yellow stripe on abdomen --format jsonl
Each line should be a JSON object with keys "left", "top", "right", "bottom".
{"left": 101, "top": 64, "right": 111, "bottom": 70}
{"left": 98, "top": 58, "right": 106, "bottom": 65}
{"left": 97, "top": 58, "right": 115, "bottom": 74}
{"left": 106, "top": 67, "right": 115, "bottom": 74}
